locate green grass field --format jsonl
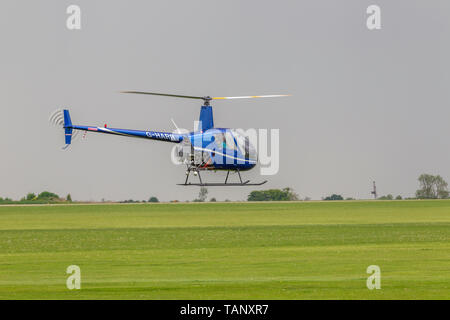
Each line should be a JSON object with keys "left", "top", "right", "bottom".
{"left": 0, "top": 200, "right": 449, "bottom": 299}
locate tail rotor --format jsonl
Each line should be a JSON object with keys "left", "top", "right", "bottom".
{"left": 49, "top": 109, "right": 79, "bottom": 149}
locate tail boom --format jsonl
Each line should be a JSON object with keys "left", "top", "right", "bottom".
{"left": 72, "top": 125, "right": 184, "bottom": 143}
{"left": 61, "top": 109, "right": 184, "bottom": 144}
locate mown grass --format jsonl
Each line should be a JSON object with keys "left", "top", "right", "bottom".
{"left": 0, "top": 201, "right": 449, "bottom": 299}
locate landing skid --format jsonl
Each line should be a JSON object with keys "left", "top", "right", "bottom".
{"left": 179, "top": 168, "right": 267, "bottom": 187}
{"left": 178, "top": 181, "right": 267, "bottom": 187}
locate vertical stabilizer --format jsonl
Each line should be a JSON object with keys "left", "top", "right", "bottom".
{"left": 63, "top": 109, "right": 73, "bottom": 145}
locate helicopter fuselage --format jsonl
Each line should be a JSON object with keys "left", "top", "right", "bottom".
{"left": 178, "top": 128, "right": 257, "bottom": 172}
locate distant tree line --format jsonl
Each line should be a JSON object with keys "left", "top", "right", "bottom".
{"left": 323, "top": 194, "right": 343, "bottom": 201}
{"left": 120, "top": 196, "right": 160, "bottom": 203}
{"left": 245, "top": 173, "right": 449, "bottom": 202}
{"left": 0, "top": 191, "right": 72, "bottom": 204}
{"left": 377, "top": 194, "right": 395, "bottom": 200}
{"left": 1, "top": 173, "right": 448, "bottom": 204}
{"left": 375, "top": 174, "right": 449, "bottom": 200}
{"left": 321, "top": 173, "right": 450, "bottom": 201}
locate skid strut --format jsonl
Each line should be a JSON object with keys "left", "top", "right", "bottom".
{"left": 179, "top": 168, "right": 267, "bottom": 186}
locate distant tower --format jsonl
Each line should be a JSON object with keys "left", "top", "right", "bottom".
{"left": 371, "top": 181, "right": 377, "bottom": 199}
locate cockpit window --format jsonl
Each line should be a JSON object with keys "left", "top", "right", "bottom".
{"left": 214, "top": 131, "right": 238, "bottom": 151}
{"left": 225, "top": 132, "right": 237, "bottom": 150}
{"left": 231, "top": 129, "right": 257, "bottom": 160}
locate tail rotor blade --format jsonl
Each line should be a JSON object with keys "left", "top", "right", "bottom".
{"left": 49, "top": 109, "right": 65, "bottom": 126}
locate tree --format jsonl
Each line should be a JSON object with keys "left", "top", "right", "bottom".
{"left": 210, "top": 197, "right": 217, "bottom": 202}
{"left": 148, "top": 196, "right": 159, "bottom": 203}
{"left": 37, "top": 191, "right": 60, "bottom": 201}
{"left": 26, "top": 193, "right": 36, "bottom": 201}
{"left": 416, "top": 174, "right": 449, "bottom": 199}
{"left": 121, "top": 199, "right": 140, "bottom": 203}
{"left": 283, "top": 188, "right": 299, "bottom": 201}
{"left": 66, "top": 194, "right": 72, "bottom": 202}
{"left": 378, "top": 194, "right": 393, "bottom": 200}
{"left": 323, "top": 194, "right": 343, "bottom": 201}
{"left": 395, "top": 195, "right": 402, "bottom": 200}
{"left": 197, "top": 187, "right": 208, "bottom": 202}
{"left": 247, "top": 188, "right": 299, "bottom": 201}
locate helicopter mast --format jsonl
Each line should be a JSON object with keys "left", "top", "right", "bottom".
{"left": 199, "top": 96, "right": 214, "bottom": 132}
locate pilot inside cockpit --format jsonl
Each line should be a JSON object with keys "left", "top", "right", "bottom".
{"left": 214, "top": 133, "right": 226, "bottom": 149}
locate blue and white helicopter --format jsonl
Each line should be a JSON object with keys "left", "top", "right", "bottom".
{"left": 51, "top": 91, "right": 289, "bottom": 186}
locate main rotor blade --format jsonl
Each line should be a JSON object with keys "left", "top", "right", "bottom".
{"left": 212, "top": 94, "right": 291, "bottom": 100}
{"left": 121, "top": 91, "right": 291, "bottom": 102}
{"left": 121, "top": 91, "right": 205, "bottom": 100}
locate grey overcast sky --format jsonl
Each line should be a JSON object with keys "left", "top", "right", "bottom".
{"left": 1, "top": 1, "right": 450, "bottom": 201}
